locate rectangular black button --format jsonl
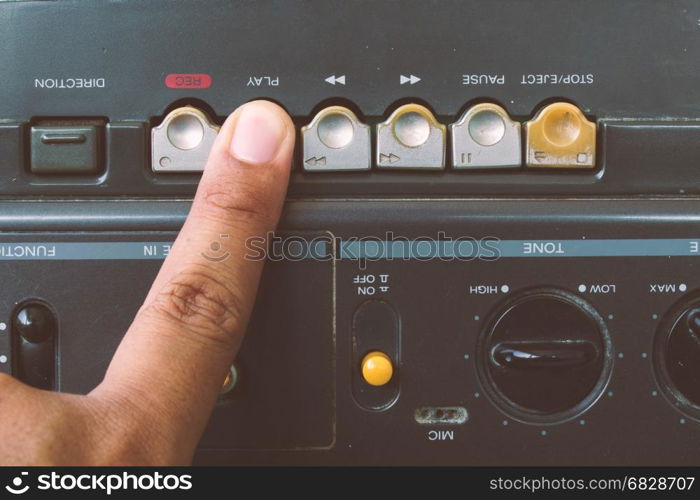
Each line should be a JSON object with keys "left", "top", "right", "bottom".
{"left": 30, "top": 125, "right": 103, "bottom": 175}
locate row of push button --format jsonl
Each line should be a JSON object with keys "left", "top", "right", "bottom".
{"left": 302, "top": 102, "right": 596, "bottom": 171}
{"left": 147, "top": 102, "right": 596, "bottom": 174}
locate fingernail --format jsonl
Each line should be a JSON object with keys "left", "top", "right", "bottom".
{"left": 230, "top": 103, "right": 286, "bottom": 164}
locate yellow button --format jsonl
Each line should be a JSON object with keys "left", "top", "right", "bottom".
{"left": 525, "top": 102, "right": 596, "bottom": 168}
{"left": 361, "top": 351, "right": 394, "bottom": 386}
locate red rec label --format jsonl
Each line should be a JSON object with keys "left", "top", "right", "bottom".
{"left": 165, "top": 73, "right": 212, "bottom": 89}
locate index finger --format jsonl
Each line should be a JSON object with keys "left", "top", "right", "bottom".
{"left": 91, "top": 100, "right": 295, "bottom": 457}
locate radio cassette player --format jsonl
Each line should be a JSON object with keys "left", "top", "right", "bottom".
{"left": 2, "top": 0, "right": 700, "bottom": 465}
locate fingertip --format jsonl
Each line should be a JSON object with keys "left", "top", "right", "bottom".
{"left": 220, "top": 100, "right": 295, "bottom": 167}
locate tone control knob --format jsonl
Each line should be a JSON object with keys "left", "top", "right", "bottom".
{"left": 654, "top": 294, "right": 700, "bottom": 419}
{"left": 477, "top": 288, "right": 612, "bottom": 424}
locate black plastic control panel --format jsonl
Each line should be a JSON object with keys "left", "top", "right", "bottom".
{"left": 1, "top": 200, "right": 700, "bottom": 465}
{"left": 2, "top": 0, "right": 700, "bottom": 196}
{"left": 2, "top": 0, "right": 700, "bottom": 466}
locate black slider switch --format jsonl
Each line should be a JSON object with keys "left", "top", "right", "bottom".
{"left": 30, "top": 124, "right": 102, "bottom": 174}
{"left": 12, "top": 302, "right": 57, "bottom": 390}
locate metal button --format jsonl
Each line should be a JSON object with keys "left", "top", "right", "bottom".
{"left": 151, "top": 106, "right": 219, "bottom": 172}
{"left": 525, "top": 102, "right": 596, "bottom": 169}
{"left": 317, "top": 112, "right": 354, "bottom": 149}
{"left": 167, "top": 113, "right": 204, "bottom": 150}
{"left": 451, "top": 103, "right": 521, "bottom": 169}
{"left": 301, "top": 106, "right": 370, "bottom": 171}
{"left": 376, "top": 104, "right": 446, "bottom": 169}
{"left": 468, "top": 110, "right": 505, "bottom": 146}
{"left": 393, "top": 112, "right": 430, "bottom": 147}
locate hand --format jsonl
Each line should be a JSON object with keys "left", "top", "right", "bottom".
{"left": 0, "top": 101, "right": 295, "bottom": 465}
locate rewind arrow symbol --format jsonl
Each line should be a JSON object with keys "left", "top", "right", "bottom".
{"left": 305, "top": 156, "right": 327, "bottom": 166}
{"left": 325, "top": 75, "right": 346, "bottom": 85}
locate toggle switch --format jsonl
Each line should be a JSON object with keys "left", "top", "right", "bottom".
{"left": 450, "top": 103, "right": 521, "bottom": 169}
{"left": 30, "top": 121, "right": 104, "bottom": 175}
{"left": 352, "top": 300, "right": 400, "bottom": 410}
{"left": 361, "top": 351, "right": 394, "bottom": 386}
{"left": 301, "top": 106, "right": 371, "bottom": 171}
{"left": 12, "top": 301, "right": 57, "bottom": 390}
{"left": 151, "top": 106, "right": 219, "bottom": 172}
{"left": 525, "top": 102, "right": 596, "bottom": 169}
{"left": 376, "top": 104, "right": 446, "bottom": 169}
